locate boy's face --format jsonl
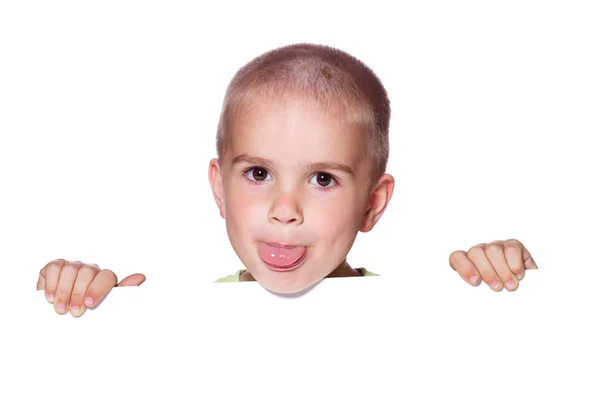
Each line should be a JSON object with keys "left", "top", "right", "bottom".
{"left": 209, "top": 95, "right": 393, "bottom": 294}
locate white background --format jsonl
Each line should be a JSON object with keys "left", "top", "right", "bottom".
{"left": 1, "top": 1, "right": 599, "bottom": 399}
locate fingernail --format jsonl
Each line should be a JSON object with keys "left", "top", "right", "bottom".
{"left": 71, "top": 305, "right": 80, "bottom": 313}
{"left": 491, "top": 280, "right": 501, "bottom": 289}
{"left": 517, "top": 271, "right": 525, "bottom": 280}
{"left": 469, "top": 275, "right": 479, "bottom": 284}
{"left": 85, "top": 297, "right": 93, "bottom": 306}
{"left": 57, "top": 303, "right": 65, "bottom": 313}
{"left": 46, "top": 293, "right": 54, "bottom": 303}
{"left": 505, "top": 280, "right": 516, "bottom": 290}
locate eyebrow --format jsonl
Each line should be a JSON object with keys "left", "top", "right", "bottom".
{"left": 231, "top": 153, "right": 354, "bottom": 175}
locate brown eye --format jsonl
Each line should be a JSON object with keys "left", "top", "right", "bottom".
{"left": 246, "top": 167, "right": 271, "bottom": 182}
{"left": 311, "top": 172, "right": 335, "bottom": 187}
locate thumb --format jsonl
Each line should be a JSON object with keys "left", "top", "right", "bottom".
{"left": 522, "top": 248, "right": 539, "bottom": 270}
{"left": 116, "top": 273, "right": 146, "bottom": 287}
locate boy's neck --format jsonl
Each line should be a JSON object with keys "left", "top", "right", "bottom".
{"left": 239, "top": 259, "right": 361, "bottom": 282}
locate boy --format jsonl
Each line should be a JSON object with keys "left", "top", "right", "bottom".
{"left": 36, "top": 43, "right": 538, "bottom": 316}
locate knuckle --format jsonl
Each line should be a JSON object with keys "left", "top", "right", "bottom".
{"left": 485, "top": 242, "right": 503, "bottom": 255}
{"left": 80, "top": 264, "right": 99, "bottom": 275}
{"left": 45, "top": 261, "right": 63, "bottom": 275}
{"left": 104, "top": 269, "right": 118, "bottom": 283}
{"left": 64, "top": 260, "right": 82, "bottom": 269}
{"left": 44, "top": 259, "right": 66, "bottom": 272}
{"left": 61, "top": 263, "right": 80, "bottom": 276}
{"left": 449, "top": 250, "right": 463, "bottom": 264}
{"left": 467, "top": 246, "right": 484, "bottom": 259}
{"left": 46, "top": 258, "right": 66, "bottom": 267}
{"left": 504, "top": 241, "right": 521, "bottom": 252}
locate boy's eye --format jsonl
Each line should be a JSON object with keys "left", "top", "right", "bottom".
{"left": 310, "top": 172, "right": 335, "bottom": 187}
{"left": 246, "top": 167, "right": 271, "bottom": 182}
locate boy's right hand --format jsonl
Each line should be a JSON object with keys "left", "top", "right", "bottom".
{"left": 37, "top": 259, "right": 146, "bottom": 317}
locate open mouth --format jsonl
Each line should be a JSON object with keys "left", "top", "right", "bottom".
{"left": 258, "top": 242, "right": 308, "bottom": 271}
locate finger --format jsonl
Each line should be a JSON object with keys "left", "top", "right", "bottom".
{"left": 117, "top": 273, "right": 146, "bottom": 287}
{"left": 54, "top": 261, "right": 83, "bottom": 314}
{"left": 69, "top": 264, "right": 100, "bottom": 317}
{"left": 42, "top": 259, "right": 66, "bottom": 304}
{"left": 37, "top": 271, "right": 45, "bottom": 290}
{"left": 467, "top": 244, "right": 504, "bottom": 291}
{"left": 449, "top": 251, "right": 481, "bottom": 286}
{"left": 503, "top": 239, "right": 526, "bottom": 280}
{"left": 522, "top": 247, "right": 538, "bottom": 270}
{"left": 485, "top": 241, "right": 520, "bottom": 291}
{"left": 84, "top": 269, "right": 118, "bottom": 309}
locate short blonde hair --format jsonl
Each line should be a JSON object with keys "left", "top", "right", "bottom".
{"left": 216, "top": 43, "right": 391, "bottom": 183}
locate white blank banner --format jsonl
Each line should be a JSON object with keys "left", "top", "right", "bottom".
{"left": 4, "top": 271, "right": 599, "bottom": 399}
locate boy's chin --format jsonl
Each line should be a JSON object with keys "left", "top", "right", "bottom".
{"left": 260, "top": 277, "right": 322, "bottom": 296}
{"left": 250, "top": 266, "right": 323, "bottom": 296}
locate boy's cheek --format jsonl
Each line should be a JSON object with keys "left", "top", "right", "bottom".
{"left": 227, "top": 197, "right": 266, "bottom": 225}
{"left": 228, "top": 191, "right": 263, "bottom": 211}
{"left": 316, "top": 201, "right": 356, "bottom": 224}
{"left": 227, "top": 181, "right": 269, "bottom": 202}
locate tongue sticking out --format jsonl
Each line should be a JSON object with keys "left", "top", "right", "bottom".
{"left": 258, "top": 242, "right": 306, "bottom": 268}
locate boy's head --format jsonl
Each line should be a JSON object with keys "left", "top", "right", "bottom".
{"left": 209, "top": 43, "right": 394, "bottom": 294}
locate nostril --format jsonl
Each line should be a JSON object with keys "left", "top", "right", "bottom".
{"left": 272, "top": 216, "right": 298, "bottom": 224}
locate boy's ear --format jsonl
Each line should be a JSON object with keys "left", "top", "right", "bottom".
{"left": 359, "top": 174, "right": 394, "bottom": 233}
{"left": 208, "top": 158, "right": 226, "bottom": 219}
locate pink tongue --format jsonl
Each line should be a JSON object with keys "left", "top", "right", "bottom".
{"left": 258, "top": 243, "right": 306, "bottom": 267}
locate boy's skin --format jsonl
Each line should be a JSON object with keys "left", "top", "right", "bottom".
{"left": 36, "top": 77, "right": 538, "bottom": 317}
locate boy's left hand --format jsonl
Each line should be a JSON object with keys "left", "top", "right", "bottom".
{"left": 449, "top": 239, "right": 538, "bottom": 291}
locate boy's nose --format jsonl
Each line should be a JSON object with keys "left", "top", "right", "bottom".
{"left": 270, "top": 214, "right": 301, "bottom": 225}
{"left": 268, "top": 193, "right": 304, "bottom": 225}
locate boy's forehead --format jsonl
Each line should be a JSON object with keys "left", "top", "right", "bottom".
{"left": 227, "top": 96, "right": 369, "bottom": 165}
